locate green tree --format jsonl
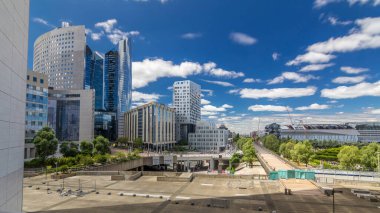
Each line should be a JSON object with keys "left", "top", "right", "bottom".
{"left": 360, "top": 142, "right": 380, "bottom": 170}
{"left": 33, "top": 127, "right": 58, "bottom": 163}
{"left": 80, "top": 140, "right": 93, "bottom": 155}
{"left": 337, "top": 145, "right": 360, "bottom": 170}
{"left": 279, "top": 141, "right": 295, "bottom": 159}
{"left": 262, "top": 134, "right": 280, "bottom": 152}
{"left": 133, "top": 137, "right": 143, "bottom": 149}
{"left": 233, "top": 133, "right": 240, "bottom": 144}
{"left": 116, "top": 137, "right": 129, "bottom": 147}
{"left": 59, "top": 141, "right": 79, "bottom": 157}
{"left": 291, "top": 141, "right": 313, "bottom": 166}
{"left": 93, "top": 136, "right": 111, "bottom": 155}
{"left": 241, "top": 139, "right": 256, "bottom": 167}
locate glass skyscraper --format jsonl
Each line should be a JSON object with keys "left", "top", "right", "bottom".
{"left": 85, "top": 45, "right": 105, "bottom": 111}
{"left": 104, "top": 38, "right": 132, "bottom": 138}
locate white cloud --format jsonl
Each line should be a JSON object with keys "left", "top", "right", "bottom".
{"left": 201, "top": 104, "right": 234, "bottom": 116}
{"left": 222, "top": 104, "right": 233, "bottom": 108}
{"left": 90, "top": 31, "right": 104, "bottom": 41}
{"left": 286, "top": 52, "right": 336, "bottom": 65}
{"left": 132, "top": 59, "right": 202, "bottom": 89}
{"left": 229, "top": 32, "right": 257, "bottom": 45}
{"left": 202, "top": 62, "right": 244, "bottom": 78}
{"left": 340, "top": 66, "right": 369, "bottom": 74}
{"left": 107, "top": 29, "right": 140, "bottom": 44}
{"left": 295, "top": 103, "right": 330, "bottom": 111}
{"left": 267, "top": 72, "right": 318, "bottom": 84}
{"left": 327, "top": 17, "right": 353, "bottom": 26}
{"left": 228, "top": 89, "right": 241, "bottom": 94}
{"left": 243, "top": 78, "right": 261, "bottom": 83}
{"left": 33, "top": 17, "right": 56, "bottom": 28}
{"left": 272, "top": 52, "right": 280, "bottom": 61}
{"left": 299, "top": 63, "right": 334, "bottom": 72}
{"left": 181, "top": 33, "right": 202, "bottom": 39}
{"left": 202, "top": 80, "right": 234, "bottom": 87}
{"left": 332, "top": 76, "right": 366, "bottom": 84}
{"left": 132, "top": 91, "right": 162, "bottom": 105}
{"left": 314, "top": 0, "right": 340, "bottom": 8}
{"left": 201, "top": 99, "right": 211, "bottom": 105}
{"left": 314, "top": 0, "right": 380, "bottom": 7}
{"left": 321, "top": 81, "right": 380, "bottom": 99}
{"left": 93, "top": 19, "right": 140, "bottom": 44}
{"left": 248, "top": 105, "right": 290, "bottom": 112}
{"left": 307, "top": 17, "right": 380, "bottom": 54}
{"left": 132, "top": 59, "right": 243, "bottom": 89}
{"left": 95, "top": 19, "right": 117, "bottom": 33}
{"left": 368, "top": 108, "right": 380, "bottom": 114}
{"left": 239, "top": 86, "right": 317, "bottom": 99}
{"left": 208, "top": 116, "right": 218, "bottom": 119}
{"left": 201, "top": 89, "right": 214, "bottom": 96}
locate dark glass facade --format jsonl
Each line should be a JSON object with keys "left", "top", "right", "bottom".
{"left": 85, "top": 45, "right": 104, "bottom": 111}
{"left": 104, "top": 50, "right": 119, "bottom": 112}
{"left": 94, "top": 111, "right": 117, "bottom": 141}
{"left": 52, "top": 100, "right": 80, "bottom": 141}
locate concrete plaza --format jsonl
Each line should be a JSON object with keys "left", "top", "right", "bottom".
{"left": 23, "top": 174, "right": 380, "bottom": 213}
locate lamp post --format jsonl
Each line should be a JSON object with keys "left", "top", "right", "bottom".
{"left": 330, "top": 188, "right": 343, "bottom": 213}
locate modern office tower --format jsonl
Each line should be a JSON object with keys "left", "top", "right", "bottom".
{"left": 48, "top": 89, "right": 94, "bottom": 142}
{"left": 188, "top": 121, "right": 228, "bottom": 153}
{"left": 124, "top": 102, "right": 176, "bottom": 152}
{"left": 104, "top": 38, "right": 132, "bottom": 138}
{"left": 85, "top": 45, "right": 104, "bottom": 110}
{"left": 173, "top": 80, "right": 201, "bottom": 141}
{"left": 33, "top": 22, "right": 86, "bottom": 90}
{"left": 350, "top": 122, "right": 380, "bottom": 142}
{"left": 25, "top": 71, "right": 48, "bottom": 159}
{"left": 0, "top": 0, "right": 29, "bottom": 211}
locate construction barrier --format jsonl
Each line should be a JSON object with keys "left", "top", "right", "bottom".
{"left": 269, "top": 170, "right": 315, "bottom": 180}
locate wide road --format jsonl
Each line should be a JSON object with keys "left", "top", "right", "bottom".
{"left": 254, "top": 143, "right": 294, "bottom": 171}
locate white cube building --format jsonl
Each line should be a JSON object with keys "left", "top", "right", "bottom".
{"left": 188, "top": 121, "right": 228, "bottom": 153}
{"left": 0, "top": 0, "right": 29, "bottom": 211}
{"left": 173, "top": 80, "right": 201, "bottom": 141}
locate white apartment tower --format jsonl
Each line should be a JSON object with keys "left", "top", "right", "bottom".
{"left": 173, "top": 80, "right": 201, "bottom": 141}
{"left": 33, "top": 22, "right": 86, "bottom": 89}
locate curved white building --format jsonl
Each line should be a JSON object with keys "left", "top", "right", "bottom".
{"left": 33, "top": 22, "right": 86, "bottom": 89}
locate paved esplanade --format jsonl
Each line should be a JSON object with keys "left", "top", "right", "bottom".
{"left": 254, "top": 143, "right": 294, "bottom": 171}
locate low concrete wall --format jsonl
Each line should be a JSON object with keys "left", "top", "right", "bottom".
{"left": 142, "top": 171, "right": 182, "bottom": 176}
{"left": 111, "top": 175, "right": 125, "bottom": 180}
{"left": 76, "top": 171, "right": 121, "bottom": 176}
{"left": 127, "top": 171, "right": 142, "bottom": 181}
{"left": 85, "top": 159, "right": 144, "bottom": 171}
{"left": 193, "top": 173, "right": 267, "bottom": 180}
{"left": 255, "top": 153, "right": 272, "bottom": 174}
{"left": 332, "top": 179, "right": 380, "bottom": 187}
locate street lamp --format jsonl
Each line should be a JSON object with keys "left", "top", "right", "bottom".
{"left": 325, "top": 188, "right": 343, "bottom": 213}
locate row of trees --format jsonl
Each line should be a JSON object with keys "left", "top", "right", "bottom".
{"left": 115, "top": 137, "right": 143, "bottom": 148}
{"left": 32, "top": 127, "right": 111, "bottom": 163}
{"left": 228, "top": 137, "right": 257, "bottom": 173}
{"left": 262, "top": 134, "right": 380, "bottom": 171}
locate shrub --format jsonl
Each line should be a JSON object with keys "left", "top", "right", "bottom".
{"left": 93, "top": 154, "right": 108, "bottom": 164}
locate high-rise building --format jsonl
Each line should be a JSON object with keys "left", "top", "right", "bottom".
{"left": 48, "top": 89, "right": 94, "bottom": 142}
{"left": 25, "top": 71, "right": 48, "bottom": 160}
{"left": 33, "top": 22, "right": 86, "bottom": 90}
{"left": 0, "top": 0, "right": 29, "bottom": 211}
{"left": 188, "top": 121, "right": 228, "bottom": 153}
{"left": 124, "top": 102, "right": 176, "bottom": 151}
{"left": 85, "top": 45, "right": 104, "bottom": 111}
{"left": 173, "top": 80, "right": 201, "bottom": 141}
{"left": 104, "top": 39, "right": 132, "bottom": 138}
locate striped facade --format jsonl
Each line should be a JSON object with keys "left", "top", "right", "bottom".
{"left": 124, "top": 102, "right": 176, "bottom": 151}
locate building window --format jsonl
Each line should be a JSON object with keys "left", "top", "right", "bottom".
{"left": 40, "top": 79, "right": 44, "bottom": 84}
{"left": 33, "top": 77, "right": 37, "bottom": 82}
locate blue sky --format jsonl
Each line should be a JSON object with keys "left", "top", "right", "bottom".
{"left": 29, "top": 0, "right": 380, "bottom": 133}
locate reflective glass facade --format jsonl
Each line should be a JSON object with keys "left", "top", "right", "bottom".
{"left": 94, "top": 111, "right": 117, "bottom": 141}
{"left": 104, "top": 39, "right": 132, "bottom": 138}
{"left": 25, "top": 71, "right": 48, "bottom": 143}
{"left": 85, "top": 46, "right": 104, "bottom": 110}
